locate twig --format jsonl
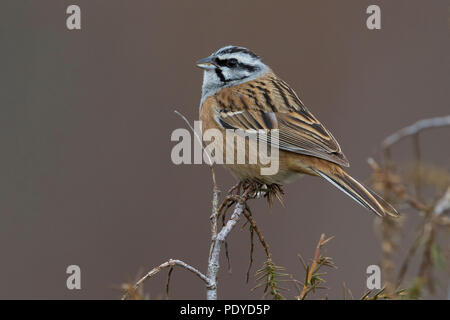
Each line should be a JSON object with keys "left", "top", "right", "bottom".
{"left": 206, "top": 191, "right": 250, "bottom": 300}
{"left": 166, "top": 267, "right": 174, "bottom": 299}
{"left": 243, "top": 207, "right": 272, "bottom": 283}
{"left": 382, "top": 115, "right": 450, "bottom": 149}
{"left": 247, "top": 227, "right": 255, "bottom": 283}
{"left": 298, "top": 233, "right": 334, "bottom": 300}
{"left": 395, "top": 227, "right": 425, "bottom": 288}
{"left": 209, "top": 182, "right": 220, "bottom": 260}
{"left": 224, "top": 240, "right": 232, "bottom": 273}
{"left": 122, "top": 259, "right": 209, "bottom": 300}
{"left": 243, "top": 207, "right": 271, "bottom": 258}
{"left": 395, "top": 186, "right": 450, "bottom": 289}
{"left": 299, "top": 234, "right": 325, "bottom": 299}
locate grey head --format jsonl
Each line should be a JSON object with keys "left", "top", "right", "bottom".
{"left": 197, "top": 45, "right": 269, "bottom": 104}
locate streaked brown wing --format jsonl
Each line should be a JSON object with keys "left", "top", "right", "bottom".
{"left": 214, "top": 74, "right": 349, "bottom": 167}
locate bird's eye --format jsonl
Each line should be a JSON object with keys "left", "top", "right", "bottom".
{"left": 226, "top": 58, "right": 238, "bottom": 68}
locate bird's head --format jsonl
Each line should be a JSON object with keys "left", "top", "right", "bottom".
{"left": 197, "top": 45, "right": 269, "bottom": 101}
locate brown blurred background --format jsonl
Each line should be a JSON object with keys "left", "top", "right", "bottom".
{"left": 0, "top": 0, "right": 448, "bottom": 299}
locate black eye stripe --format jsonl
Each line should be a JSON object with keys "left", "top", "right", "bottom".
{"left": 213, "top": 58, "right": 228, "bottom": 67}
{"left": 227, "top": 58, "right": 238, "bottom": 67}
{"left": 214, "top": 58, "right": 257, "bottom": 72}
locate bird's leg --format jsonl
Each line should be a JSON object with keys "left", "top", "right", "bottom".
{"left": 219, "top": 179, "right": 267, "bottom": 220}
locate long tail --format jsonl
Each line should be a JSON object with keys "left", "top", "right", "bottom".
{"left": 311, "top": 167, "right": 399, "bottom": 217}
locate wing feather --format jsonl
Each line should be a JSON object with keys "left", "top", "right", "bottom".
{"left": 213, "top": 73, "right": 349, "bottom": 167}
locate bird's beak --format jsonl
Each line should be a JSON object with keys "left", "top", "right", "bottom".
{"left": 196, "top": 56, "right": 217, "bottom": 70}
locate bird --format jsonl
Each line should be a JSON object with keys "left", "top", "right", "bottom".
{"left": 196, "top": 45, "right": 398, "bottom": 217}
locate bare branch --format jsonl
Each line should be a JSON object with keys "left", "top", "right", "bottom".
{"left": 122, "top": 259, "right": 209, "bottom": 300}
{"left": 206, "top": 198, "right": 248, "bottom": 300}
{"left": 243, "top": 207, "right": 271, "bottom": 258}
{"left": 382, "top": 115, "right": 450, "bottom": 149}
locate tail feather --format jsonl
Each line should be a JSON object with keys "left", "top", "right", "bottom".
{"left": 312, "top": 167, "right": 399, "bottom": 217}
